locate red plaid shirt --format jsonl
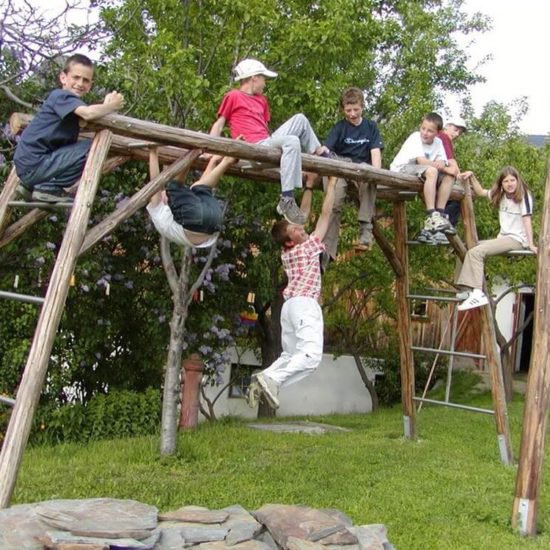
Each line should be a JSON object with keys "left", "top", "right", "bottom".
{"left": 282, "top": 235, "right": 325, "bottom": 301}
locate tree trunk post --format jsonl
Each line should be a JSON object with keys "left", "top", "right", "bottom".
{"left": 0, "top": 130, "right": 112, "bottom": 508}
{"left": 393, "top": 201, "right": 415, "bottom": 439}
{"left": 179, "top": 354, "right": 205, "bottom": 430}
{"left": 512, "top": 168, "right": 550, "bottom": 535}
{"left": 461, "top": 183, "right": 513, "bottom": 465}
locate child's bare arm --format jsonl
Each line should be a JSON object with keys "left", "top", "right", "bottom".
{"left": 465, "top": 173, "right": 489, "bottom": 198}
{"left": 148, "top": 149, "right": 163, "bottom": 206}
{"left": 522, "top": 215, "right": 538, "bottom": 254}
{"left": 312, "top": 177, "right": 337, "bottom": 241}
{"left": 75, "top": 92, "right": 125, "bottom": 121}
{"left": 209, "top": 116, "right": 227, "bottom": 137}
{"left": 371, "top": 148, "right": 382, "bottom": 170}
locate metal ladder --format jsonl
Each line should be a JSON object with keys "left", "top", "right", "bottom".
{"left": 408, "top": 287, "right": 494, "bottom": 415}
{"left": 404, "top": 229, "right": 514, "bottom": 465}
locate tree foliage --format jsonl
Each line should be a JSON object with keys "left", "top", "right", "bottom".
{"left": 2, "top": 0, "right": 546, "bottom": 427}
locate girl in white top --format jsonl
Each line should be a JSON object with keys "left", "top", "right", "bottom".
{"left": 456, "top": 166, "right": 537, "bottom": 311}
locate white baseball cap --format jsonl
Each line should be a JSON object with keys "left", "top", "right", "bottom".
{"left": 448, "top": 117, "right": 467, "bottom": 131}
{"left": 233, "top": 59, "right": 278, "bottom": 81}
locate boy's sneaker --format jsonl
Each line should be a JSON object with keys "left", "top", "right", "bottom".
{"left": 277, "top": 196, "right": 306, "bottom": 225}
{"left": 455, "top": 289, "right": 470, "bottom": 301}
{"left": 457, "top": 288, "right": 489, "bottom": 311}
{"left": 429, "top": 211, "right": 452, "bottom": 233}
{"left": 255, "top": 372, "right": 280, "bottom": 409}
{"left": 433, "top": 231, "right": 449, "bottom": 245}
{"left": 15, "top": 184, "right": 32, "bottom": 201}
{"left": 416, "top": 228, "right": 436, "bottom": 245}
{"left": 355, "top": 222, "right": 374, "bottom": 250}
{"left": 246, "top": 380, "right": 262, "bottom": 408}
{"left": 31, "top": 190, "right": 73, "bottom": 204}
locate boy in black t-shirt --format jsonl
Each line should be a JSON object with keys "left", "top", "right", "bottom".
{"left": 317, "top": 87, "right": 383, "bottom": 256}
{"left": 14, "top": 53, "right": 124, "bottom": 203}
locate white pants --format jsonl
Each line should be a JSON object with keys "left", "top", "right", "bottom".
{"left": 456, "top": 236, "right": 524, "bottom": 289}
{"left": 262, "top": 296, "right": 323, "bottom": 387}
{"left": 259, "top": 114, "right": 321, "bottom": 192}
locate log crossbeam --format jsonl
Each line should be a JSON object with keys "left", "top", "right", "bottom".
{"left": 10, "top": 112, "right": 466, "bottom": 202}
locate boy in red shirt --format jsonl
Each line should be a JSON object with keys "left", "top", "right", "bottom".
{"left": 435, "top": 117, "right": 468, "bottom": 243}
{"left": 210, "top": 58, "right": 323, "bottom": 225}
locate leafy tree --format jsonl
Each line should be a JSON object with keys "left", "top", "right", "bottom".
{"left": 1, "top": 0, "right": 515, "bottom": 440}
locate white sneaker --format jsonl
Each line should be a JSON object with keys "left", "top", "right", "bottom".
{"left": 455, "top": 289, "right": 470, "bottom": 301}
{"left": 246, "top": 380, "right": 262, "bottom": 408}
{"left": 457, "top": 289, "right": 489, "bottom": 311}
{"left": 433, "top": 231, "right": 449, "bottom": 245}
{"left": 430, "top": 211, "right": 452, "bottom": 232}
{"left": 255, "top": 373, "right": 280, "bottom": 409}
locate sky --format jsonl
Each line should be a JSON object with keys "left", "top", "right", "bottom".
{"left": 42, "top": 0, "right": 550, "bottom": 135}
{"left": 457, "top": 0, "right": 550, "bottom": 135}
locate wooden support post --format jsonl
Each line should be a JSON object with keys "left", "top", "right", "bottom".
{"left": 393, "top": 201, "right": 416, "bottom": 439}
{"left": 373, "top": 220, "right": 403, "bottom": 277}
{"left": 0, "top": 168, "right": 20, "bottom": 237}
{"left": 0, "top": 130, "right": 112, "bottom": 508}
{"left": 512, "top": 168, "right": 550, "bottom": 535}
{"left": 0, "top": 156, "right": 129, "bottom": 251}
{"left": 0, "top": 209, "right": 49, "bottom": 249}
{"left": 461, "top": 184, "right": 513, "bottom": 465}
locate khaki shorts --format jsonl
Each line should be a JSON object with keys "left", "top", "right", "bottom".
{"left": 400, "top": 163, "right": 445, "bottom": 184}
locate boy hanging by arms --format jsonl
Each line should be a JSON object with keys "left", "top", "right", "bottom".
{"left": 14, "top": 53, "right": 124, "bottom": 203}
{"left": 246, "top": 177, "right": 337, "bottom": 409}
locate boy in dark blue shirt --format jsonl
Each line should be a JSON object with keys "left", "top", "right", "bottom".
{"left": 317, "top": 87, "right": 383, "bottom": 257}
{"left": 14, "top": 53, "right": 124, "bottom": 203}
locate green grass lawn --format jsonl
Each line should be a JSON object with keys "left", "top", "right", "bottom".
{"left": 13, "top": 387, "right": 550, "bottom": 549}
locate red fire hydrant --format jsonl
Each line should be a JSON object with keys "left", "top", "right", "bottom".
{"left": 179, "top": 354, "right": 204, "bottom": 430}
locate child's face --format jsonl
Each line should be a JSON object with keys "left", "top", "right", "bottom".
{"left": 342, "top": 102, "right": 363, "bottom": 126}
{"left": 444, "top": 124, "right": 463, "bottom": 141}
{"left": 250, "top": 74, "right": 266, "bottom": 95}
{"left": 419, "top": 120, "right": 439, "bottom": 144}
{"left": 59, "top": 63, "right": 94, "bottom": 97}
{"left": 501, "top": 174, "right": 518, "bottom": 195}
{"left": 286, "top": 223, "right": 308, "bottom": 245}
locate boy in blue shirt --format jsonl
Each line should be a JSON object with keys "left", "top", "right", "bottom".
{"left": 316, "top": 87, "right": 383, "bottom": 257}
{"left": 14, "top": 53, "right": 124, "bottom": 203}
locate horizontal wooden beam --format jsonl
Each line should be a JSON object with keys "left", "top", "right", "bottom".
{"left": 10, "top": 112, "right": 465, "bottom": 201}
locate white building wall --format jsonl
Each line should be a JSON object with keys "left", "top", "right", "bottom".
{"left": 200, "top": 349, "right": 374, "bottom": 421}
{"left": 492, "top": 281, "right": 516, "bottom": 341}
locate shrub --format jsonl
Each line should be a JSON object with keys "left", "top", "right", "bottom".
{"left": 374, "top": 350, "right": 443, "bottom": 406}
{"left": 30, "top": 388, "right": 161, "bottom": 445}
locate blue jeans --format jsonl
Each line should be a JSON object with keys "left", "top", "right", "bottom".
{"left": 18, "top": 139, "right": 92, "bottom": 192}
{"left": 445, "top": 200, "right": 461, "bottom": 227}
{"left": 167, "top": 182, "right": 223, "bottom": 234}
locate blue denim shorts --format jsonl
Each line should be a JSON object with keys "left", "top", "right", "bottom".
{"left": 166, "top": 182, "right": 224, "bottom": 234}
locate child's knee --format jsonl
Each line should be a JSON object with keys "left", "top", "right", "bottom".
{"left": 281, "top": 135, "right": 301, "bottom": 151}
{"left": 303, "top": 352, "right": 322, "bottom": 371}
{"left": 424, "top": 166, "right": 438, "bottom": 179}
{"left": 291, "top": 113, "right": 308, "bottom": 125}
